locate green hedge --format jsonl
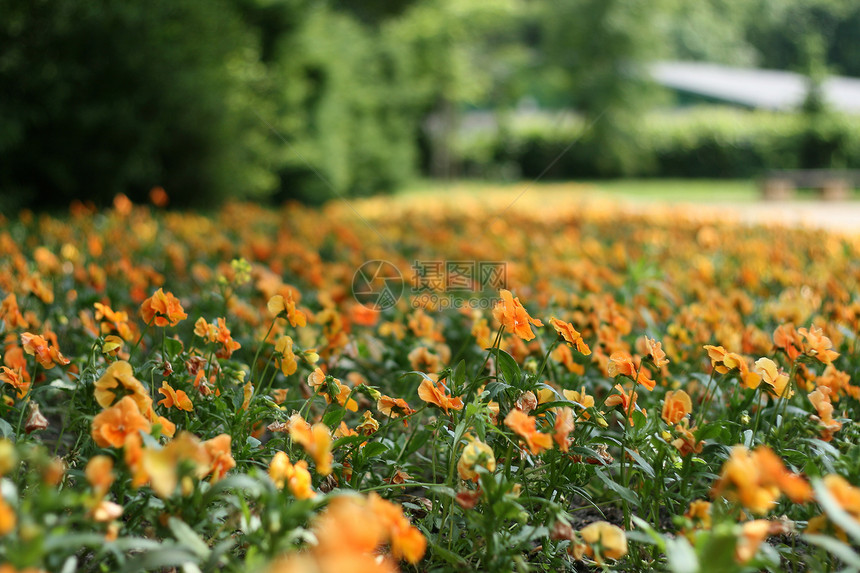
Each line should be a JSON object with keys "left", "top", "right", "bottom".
{"left": 456, "top": 107, "right": 860, "bottom": 180}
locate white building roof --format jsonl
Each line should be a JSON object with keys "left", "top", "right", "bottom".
{"left": 651, "top": 61, "right": 860, "bottom": 113}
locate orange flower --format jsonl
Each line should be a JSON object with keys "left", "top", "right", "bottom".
{"left": 754, "top": 357, "right": 792, "bottom": 398}
{"left": 307, "top": 368, "right": 357, "bottom": 411}
{"left": 158, "top": 382, "right": 193, "bottom": 412}
{"left": 140, "top": 288, "right": 187, "bottom": 327}
{"left": 504, "top": 409, "right": 552, "bottom": 454}
{"left": 0, "top": 495, "right": 16, "bottom": 536}
{"left": 552, "top": 407, "right": 575, "bottom": 452}
{"left": 711, "top": 445, "right": 811, "bottom": 515}
{"left": 642, "top": 337, "right": 669, "bottom": 368}
{"left": 493, "top": 289, "right": 543, "bottom": 341}
{"left": 0, "top": 294, "right": 28, "bottom": 329}
{"left": 604, "top": 384, "right": 646, "bottom": 426}
{"left": 704, "top": 346, "right": 761, "bottom": 389}
{"left": 575, "top": 521, "right": 628, "bottom": 565}
{"left": 773, "top": 324, "right": 803, "bottom": 362}
{"left": 203, "top": 434, "right": 235, "bottom": 482}
{"left": 417, "top": 377, "right": 464, "bottom": 414}
{"left": 563, "top": 387, "right": 595, "bottom": 419}
{"left": 93, "top": 302, "right": 133, "bottom": 340}
{"left": 140, "top": 432, "right": 209, "bottom": 497}
{"left": 549, "top": 317, "right": 591, "bottom": 355}
{"left": 349, "top": 304, "right": 379, "bottom": 327}
{"left": 288, "top": 414, "right": 333, "bottom": 476}
{"left": 86, "top": 455, "right": 115, "bottom": 498}
{"left": 377, "top": 395, "right": 415, "bottom": 421}
{"left": 671, "top": 423, "right": 703, "bottom": 457}
{"left": 274, "top": 336, "right": 297, "bottom": 376}
{"left": 356, "top": 411, "right": 379, "bottom": 435}
{"left": 607, "top": 351, "right": 654, "bottom": 391}
{"left": 661, "top": 390, "right": 692, "bottom": 425}
{"left": 735, "top": 520, "right": 772, "bottom": 563}
{"left": 268, "top": 294, "right": 307, "bottom": 328}
{"left": 269, "top": 451, "right": 316, "bottom": 499}
{"left": 367, "top": 493, "right": 427, "bottom": 564}
{"left": 808, "top": 386, "right": 842, "bottom": 441}
{"left": 91, "top": 396, "right": 152, "bottom": 448}
{"left": 822, "top": 474, "right": 860, "bottom": 520}
{"left": 0, "top": 367, "right": 29, "bottom": 399}
{"left": 213, "top": 318, "right": 241, "bottom": 359}
{"left": 798, "top": 325, "right": 839, "bottom": 364}
{"left": 20, "top": 332, "right": 69, "bottom": 369}
{"left": 93, "top": 361, "right": 152, "bottom": 413}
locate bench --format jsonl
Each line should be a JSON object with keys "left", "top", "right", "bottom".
{"left": 760, "top": 169, "right": 860, "bottom": 201}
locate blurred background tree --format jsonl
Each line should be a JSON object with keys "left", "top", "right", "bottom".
{"left": 2, "top": 0, "right": 860, "bottom": 211}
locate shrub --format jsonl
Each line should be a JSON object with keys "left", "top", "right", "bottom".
{"left": 457, "top": 106, "right": 860, "bottom": 180}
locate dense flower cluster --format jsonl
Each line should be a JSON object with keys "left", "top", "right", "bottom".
{"left": 0, "top": 194, "right": 857, "bottom": 572}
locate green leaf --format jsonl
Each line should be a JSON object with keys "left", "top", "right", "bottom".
{"left": 665, "top": 536, "right": 699, "bottom": 573}
{"left": 452, "top": 359, "right": 466, "bottom": 387}
{"left": 169, "top": 517, "right": 211, "bottom": 559}
{"left": 119, "top": 547, "right": 199, "bottom": 573}
{"left": 202, "top": 539, "right": 236, "bottom": 573}
{"left": 626, "top": 448, "right": 655, "bottom": 479}
{"left": 44, "top": 533, "right": 114, "bottom": 552}
{"left": 490, "top": 348, "right": 522, "bottom": 387}
{"left": 322, "top": 408, "right": 346, "bottom": 429}
{"left": 429, "top": 539, "right": 470, "bottom": 567}
{"left": 360, "top": 441, "right": 389, "bottom": 459}
{"left": 594, "top": 468, "right": 639, "bottom": 508}
{"left": 802, "top": 534, "right": 860, "bottom": 568}
{"left": 0, "top": 418, "right": 13, "bottom": 439}
{"left": 203, "top": 474, "right": 265, "bottom": 502}
{"left": 631, "top": 515, "right": 666, "bottom": 550}
{"left": 164, "top": 338, "right": 184, "bottom": 358}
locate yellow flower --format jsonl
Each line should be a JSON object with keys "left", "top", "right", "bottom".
{"left": 274, "top": 336, "right": 298, "bottom": 376}
{"left": 457, "top": 436, "right": 496, "bottom": 481}
{"left": 754, "top": 357, "right": 792, "bottom": 398}
{"left": 269, "top": 451, "right": 316, "bottom": 499}
{"left": 267, "top": 293, "right": 307, "bottom": 328}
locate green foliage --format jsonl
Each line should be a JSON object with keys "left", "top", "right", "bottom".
{"left": 457, "top": 107, "right": 860, "bottom": 179}
{"left": 0, "top": 0, "right": 276, "bottom": 211}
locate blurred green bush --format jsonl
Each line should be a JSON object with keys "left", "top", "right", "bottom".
{"left": 456, "top": 107, "right": 860, "bottom": 180}
{"left": 0, "top": 0, "right": 420, "bottom": 211}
